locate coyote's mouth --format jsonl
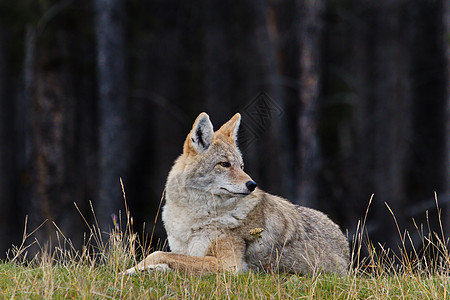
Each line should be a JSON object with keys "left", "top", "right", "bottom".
{"left": 220, "top": 187, "right": 251, "bottom": 196}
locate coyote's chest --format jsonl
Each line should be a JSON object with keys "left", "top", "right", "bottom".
{"left": 162, "top": 209, "right": 226, "bottom": 256}
{"left": 161, "top": 197, "right": 251, "bottom": 256}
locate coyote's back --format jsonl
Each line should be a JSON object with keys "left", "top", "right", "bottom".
{"left": 125, "top": 112, "right": 349, "bottom": 275}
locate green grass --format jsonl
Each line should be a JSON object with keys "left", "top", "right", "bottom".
{"left": 0, "top": 260, "right": 448, "bottom": 299}
{"left": 0, "top": 193, "right": 448, "bottom": 299}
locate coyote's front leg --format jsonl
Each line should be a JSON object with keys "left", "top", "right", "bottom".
{"left": 124, "top": 251, "right": 220, "bottom": 274}
{"left": 124, "top": 237, "right": 245, "bottom": 274}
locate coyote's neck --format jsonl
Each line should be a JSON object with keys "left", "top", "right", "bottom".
{"left": 166, "top": 185, "right": 238, "bottom": 216}
{"left": 164, "top": 180, "right": 259, "bottom": 226}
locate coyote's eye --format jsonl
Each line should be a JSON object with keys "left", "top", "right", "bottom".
{"left": 218, "top": 162, "right": 231, "bottom": 168}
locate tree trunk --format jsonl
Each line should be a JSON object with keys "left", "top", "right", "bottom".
{"left": 203, "top": 0, "right": 232, "bottom": 120}
{"left": 444, "top": 0, "right": 450, "bottom": 236}
{"left": 19, "top": 26, "right": 45, "bottom": 251}
{"left": 0, "top": 28, "right": 16, "bottom": 255}
{"left": 20, "top": 15, "right": 88, "bottom": 252}
{"left": 272, "top": 0, "right": 302, "bottom": 202}
{"left": 350, "top": 2, "right": 378, "bottom": 232}
{"left": 408, "top": 0, "right": 449, "bottom": 238}
{"left": 369, "top": 1, "right": 412, "bottom": 247}
{"left": 255, "top": 1, "right": 293, "bottom": 199}
{"left": 94, "top": 0, "right": 129, "bottom": 233}
{"left": 297, "top": 0, "right": 324, "bottom": 208}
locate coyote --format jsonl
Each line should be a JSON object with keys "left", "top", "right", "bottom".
{"left": 125, "top": 112, "right": 349, "bottom": 275}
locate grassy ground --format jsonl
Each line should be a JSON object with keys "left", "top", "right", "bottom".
{"left": 0, "top": 194, "right": 448, "bottom": 299}
{"left": 0, "top": 259, "right": 448, "bottom": 299}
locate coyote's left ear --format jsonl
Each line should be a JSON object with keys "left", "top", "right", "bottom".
{"left": 184, "top": 112, "right": 214, "bottom": 154}
{"left": 217, "top": 113, "right": 241, "bottom": 144}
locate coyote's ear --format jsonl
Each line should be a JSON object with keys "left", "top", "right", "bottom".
{"left": 217, "top": 113, "right": 241, "bottom": 144}
{"left": 184, "top": 112, "right": 214, "bottom": 154}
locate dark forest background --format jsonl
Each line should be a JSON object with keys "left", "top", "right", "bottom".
{"left": 0, "top": 0, "right": 449, "bottom": 259}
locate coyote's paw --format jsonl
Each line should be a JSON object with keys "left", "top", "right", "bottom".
{"left": 122, "top": 263, "right": 170, "bottom": 275}
{"left": 122, "top": 267, "right": 137, "bottom": 275}
{"left": 147, "top": 263, "right": 170, "bottom": 272}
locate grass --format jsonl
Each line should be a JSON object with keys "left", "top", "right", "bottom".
{"left": 0, "top": 192, "right": 448, "bottom": 299}
{"left": 0, "top": 260, "right": 448, "bottom": 299}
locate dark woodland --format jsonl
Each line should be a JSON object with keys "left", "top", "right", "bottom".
{"left": 0, "top": 0, "right": 449, "bottom": 260}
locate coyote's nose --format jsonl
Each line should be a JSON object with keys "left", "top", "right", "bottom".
{"left": 246, "top": 181, "right": 257, "bottom": 192}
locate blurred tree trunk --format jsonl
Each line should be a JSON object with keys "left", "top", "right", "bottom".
{"left": 19, "top": 3, "right": 91, "bottom": 252}
{"left": 203, "top": 0, "right": 232, "bottom": 119}
{"left": 297, "top": 0, "right": 324, "bottom": 208}
{"left": 373, "top": 1, "right": 412, "bottom": 245}
{"left": 94, "top": 0, "right": 129, "bottom": 232}
{"left": 445, "top": 0, "right": 450, "bottom": 236}
{"left": 350, "top": 2, "right": 377, "bottom": 230}
{"left": 256, "top": 1, "right": 293, "bottom": 199}
{"left": 0, "top": 28, "right": 16, "bottom": 255}
{"left": 272, "top": 0, "right": 302, "bottom": 202}
{"left": 20, "top": 25, "right": 44, "bottom": 249}
{"left": 32, "top": 33, "right": 83, "bottom": 248}
{"left": 351, "top": 0, "right": 413, "bottom": 247}
{"left": 319, "top": 0, "right": 363, "bottom": 226}
{"left": 408, "top": 0, "right": 448, "bottom": 237}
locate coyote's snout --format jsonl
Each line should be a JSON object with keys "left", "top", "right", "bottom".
{"left": 125, "top": 112, "right": 349, "bottom": 275}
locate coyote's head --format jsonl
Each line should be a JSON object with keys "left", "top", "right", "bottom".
{"left": 169, "top": 112, "right": 257, "bottom": 199}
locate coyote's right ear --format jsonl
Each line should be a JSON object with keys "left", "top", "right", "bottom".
{"left": 184, "top": 112, "right": 214, "bottom": 154}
